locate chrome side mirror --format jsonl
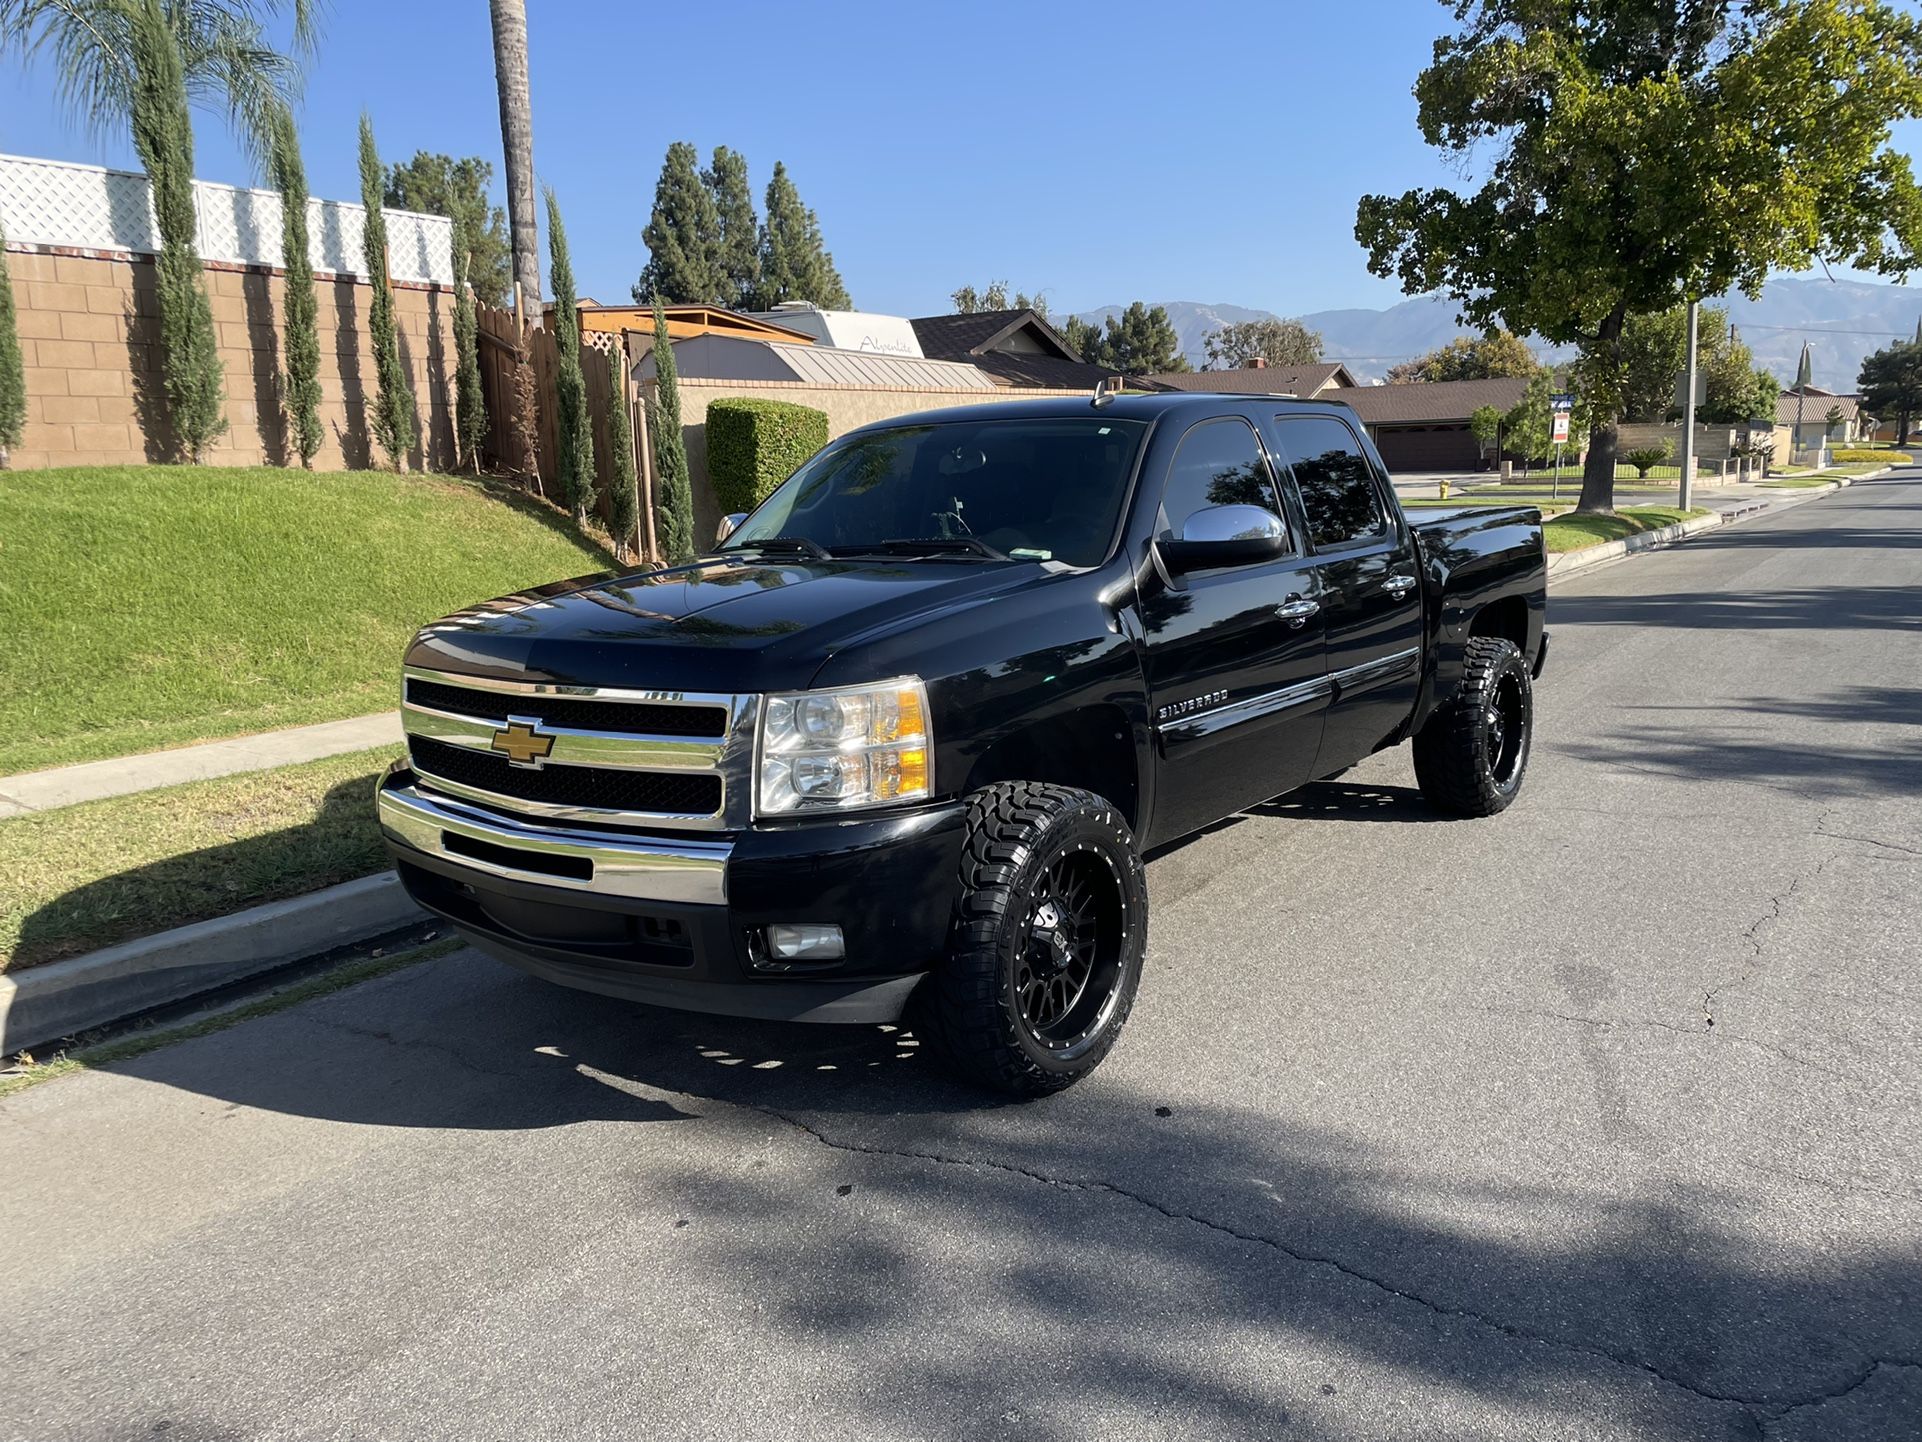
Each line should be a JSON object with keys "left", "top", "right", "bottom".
{"left": 715, "top": 512, "right": 747, "bottom": 545}
{"left": 1159, "top": 504, "right": 1289, "bottom": 572}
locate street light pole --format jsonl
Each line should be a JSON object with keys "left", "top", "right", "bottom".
{"left": 1678, "top": 299, "right": 1699, "bottom": 511}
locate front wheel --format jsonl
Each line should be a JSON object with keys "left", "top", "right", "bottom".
{"left": 1412, "top": 636, "right": 1534, "bottom": 816}
{"left": 914, "top": 782, "right": 1147, "bottom": 1097}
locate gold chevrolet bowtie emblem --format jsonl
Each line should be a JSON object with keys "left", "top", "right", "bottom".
{"left": 490, "top": 717, "right": 556, "bottom": 768}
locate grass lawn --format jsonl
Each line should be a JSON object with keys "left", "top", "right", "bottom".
{"left": 1541, "top": 506, "right": 1709, "bottom": 553}
{"left": 0, "top": 745, "right": 398, "bottom": 973}
{"left": 1760, "top": 476, "right": 1839, "bottom": 489}
{"left": 0, "top": 466, "right": 612, "bottom": 775}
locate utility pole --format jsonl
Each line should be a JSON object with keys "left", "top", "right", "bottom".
{"left": 1678, "top": 299, "right": 1699, "bottom": 511}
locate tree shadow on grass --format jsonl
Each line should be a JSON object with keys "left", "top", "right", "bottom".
{"left": 8, "top": 774, "right": 388, "bottom": 978}
{"left": 79, "top": 947, "right": 1922, "bottom": 1439}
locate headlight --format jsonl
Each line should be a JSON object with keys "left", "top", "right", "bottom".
{"left": 757, "top": 677, "right": 932, "bottom": 815}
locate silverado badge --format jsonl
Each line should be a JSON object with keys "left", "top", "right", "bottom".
{"left": 490, "top": 717, "right": 556, "bottom": 768}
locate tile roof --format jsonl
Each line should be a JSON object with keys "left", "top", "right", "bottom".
{"left": 1146, "top": 363, "right": 1356, "bottom": 396}
{"left": 1328, "top": 376, "right": 1531, "bottom": 425}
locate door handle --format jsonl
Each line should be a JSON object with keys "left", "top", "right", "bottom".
{"left": 1276, "top": 596, "right": 1320, "bottom": 627}
{"left": 1383, "top": 574, "right": 1417, "bottom": 597}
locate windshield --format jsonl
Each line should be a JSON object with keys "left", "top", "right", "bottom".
{"left": 721, "top": 417, "right": 1150, "bottom": 567}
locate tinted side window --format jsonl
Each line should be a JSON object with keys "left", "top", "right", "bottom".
{"left": 1275, "top": 416, "right": 1385, "bottom": 549}
{"left": 1158, "top": 418, "right": 1283, "bottom": 541}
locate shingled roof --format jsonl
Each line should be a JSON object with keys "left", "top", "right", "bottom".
{"left": 910, "top": 309, "right": 1124, "bottom": 390}
{"left": 1329, "top": 376, "right": 1531, "bottom": 425}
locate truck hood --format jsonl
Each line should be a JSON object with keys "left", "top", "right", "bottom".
{"left": 405, "top": 554, "right": 1047, "bottom": 693}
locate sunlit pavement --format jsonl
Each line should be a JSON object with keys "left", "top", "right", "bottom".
{"left": 2, "top": 471, "right": 1917, "bottom": 1441}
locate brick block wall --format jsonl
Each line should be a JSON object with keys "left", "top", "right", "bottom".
{"left": 4, "top": 246, "right": 456, "bottom": 471}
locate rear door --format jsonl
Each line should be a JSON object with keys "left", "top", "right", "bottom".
{"left": 1135, "top": 415, "right": 1329, "bottom": 846}
{"left": 1268, "top": 413, "right": 1422, "bottom": 776}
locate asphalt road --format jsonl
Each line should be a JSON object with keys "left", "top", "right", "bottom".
{"left": 4, "top": 472, "right": 1918, "bottom": 1442}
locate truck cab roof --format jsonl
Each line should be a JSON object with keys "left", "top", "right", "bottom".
{"left": 834, "top": 390, "right": 1360, "bottom": 438}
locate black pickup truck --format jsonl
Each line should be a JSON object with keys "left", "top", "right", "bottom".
{"left": 379, "top": 392, "right": 1546, "bottom": 1094}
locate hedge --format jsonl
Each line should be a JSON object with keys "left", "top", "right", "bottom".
{"left": 1830, "top": 448, "right": 1908, "bottom": 464}
{"left": 708, "top": 397, "right": 830, "bottom": 516}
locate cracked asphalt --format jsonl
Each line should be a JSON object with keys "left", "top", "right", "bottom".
{"left": 3, "top": 471, "right": 1918, "bottom": 1441}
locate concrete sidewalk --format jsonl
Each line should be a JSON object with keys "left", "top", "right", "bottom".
{"left": 0, "top": 711, "right": 403, "bottom": 819}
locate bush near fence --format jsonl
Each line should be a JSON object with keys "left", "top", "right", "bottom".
{"left": 707, "top": 397, "right": 830, "bottom": 516}
{"left": 1831, "top": 448, "right": 1907, "bottom": 464}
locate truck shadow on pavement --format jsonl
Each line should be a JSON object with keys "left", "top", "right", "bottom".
{"left": 78, "top": 947, "right": 1922, "bottom": 1440}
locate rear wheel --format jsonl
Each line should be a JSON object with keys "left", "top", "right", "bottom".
{"left": 1412, "top": 636, "right": 1533, "bottom": 816}
{"left": 914, "top": 782, "right": 1146, "bottom": 1097}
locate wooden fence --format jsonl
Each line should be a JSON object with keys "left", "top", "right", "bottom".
{"left": 475, "top": 300, "right": 655, "bottom": 560}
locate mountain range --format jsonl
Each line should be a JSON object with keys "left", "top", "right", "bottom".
{"left": 1073, "top": 277, "right": 1922, "bottom": 391}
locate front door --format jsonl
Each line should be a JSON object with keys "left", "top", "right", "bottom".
{"left": 1135, "top": 416, "right": 1329, "bottom": 847}
{"left": 1268, "top": 413, "right": 1423, "bottom": 776}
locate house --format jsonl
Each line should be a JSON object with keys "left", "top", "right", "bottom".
{"left": 1142, "top": 360, "right": 1361, "bottom": 398}
{"left": 1777, "top": 388, "right": 1872, "bottom": 449}
{"left": 1328, "top": 376, "right": 1532, "bottom": 472}
{"left": 634, "top": 333, "right": 994, "bottom": 390}
{"left": 909, "top": 308, "right": 1124, "bottom": 389}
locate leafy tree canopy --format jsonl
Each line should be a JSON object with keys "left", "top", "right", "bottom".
{"left": 1203, "top": 318, "right": 1321, "bottom": 370}
{"left": 1619, "top": 304, "right": 1777, "bottom": 424}
{"left": 1385, "top": 330, "right": 1536, "bottom": 384}
{"left": 952, "top": 282, "right": 1048, "bottom": 316}
{"left": 635, "top": 141, "right": 720, "bottom": 305}
{"left": 1082, "top": 302, "right": 1189, "bottom": 376}
{"left": 1858, "top": 338, "right": 1922, "bottom": 441}
{"left": 756, "top": 160, "right": 850, "bottom": 311}
{"left": 384, "top": 151, "right": 511, "bottom": 307}
{"left": 705, "top": 145, "right": 761, "bottom": 312}
{"left": 1356, "top": 0, "right": 1922, "bottom": 511}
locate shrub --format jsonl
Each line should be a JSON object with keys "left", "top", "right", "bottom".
{"left": 1623, "top": 443, "right": 1673, "bottom": 477}
{"left": 707, "top": 397, "right": 830, "bottom": 516}
{"left": 1831, "top": 448, "right": 1907, "bottom": 463}
{"left": 649, "top": 298, "right": 695, "bottom": 563}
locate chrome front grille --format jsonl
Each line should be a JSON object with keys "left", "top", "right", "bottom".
{"left": 400, "top": 667, "right": 754, "bottom": 832}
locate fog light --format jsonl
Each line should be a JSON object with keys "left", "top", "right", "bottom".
{"left": 765, "top": 923, "right": 845, "bottom": 962}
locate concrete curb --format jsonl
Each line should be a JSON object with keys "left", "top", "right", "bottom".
{"left": 0, "top": 873, "right": 424, "bottom": 1055}
{"left": 1546, "top": 472, "right": 1871, "bottom": 581}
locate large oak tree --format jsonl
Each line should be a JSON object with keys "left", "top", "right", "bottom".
{"left": 1357, "top": 0, "right": 1922, "bottom": 513}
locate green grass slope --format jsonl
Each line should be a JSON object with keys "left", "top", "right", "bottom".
{"left": 0, "top": 466, "right": 611, "bottom": 774}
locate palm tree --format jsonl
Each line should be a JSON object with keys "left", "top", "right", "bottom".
{"left": 0, "top": 0, "right": 321, "bottom": 168}
{"left": 488, "top": 0, "right": 541, "bottom": 313}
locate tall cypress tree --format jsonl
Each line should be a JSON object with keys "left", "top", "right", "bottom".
{"left": 546, "top": 188, "right": 595, "bottom": 523}
{"left": 604, "top": 345, "right": 640, "bottom": 559}
{"left": 359, "top": 113, "right": 415, "bottom": 470}
{"left": 269, "top": 104, "right": 322, "bottom": 467}
{"left": 451, "top": 206, "right": 488, "bottom": 472}
{"left": 0, "top": 222, "right": 24, "bottom": 470}
{"left": 756, "top": 161, "right": 851, "bottom": 310}
{"left": 648, "top": 297, "right": 694, "bottom": 563}
{"left": 633, "top": 141, "right": 720, "bottom": 304}
{"left": 704, "top": 146, "right": 760, "bottom": 311}
{"left": 131, "top": 0, "right": 225, "bottom": 462}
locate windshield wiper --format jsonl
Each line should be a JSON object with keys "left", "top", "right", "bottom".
{"left": 831, "top": 536, "right": 1011, "bottom": 561}
{"left": 726, "top": 535, "right": 830, "bottom": 560}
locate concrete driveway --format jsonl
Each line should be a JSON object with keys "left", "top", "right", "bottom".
{"left": 3, "top": 472, "right": 1918, "bottom": 1441}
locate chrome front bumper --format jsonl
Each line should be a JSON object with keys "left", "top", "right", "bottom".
{"left": 376, "top": 779, "right": 732, "bottom": 906}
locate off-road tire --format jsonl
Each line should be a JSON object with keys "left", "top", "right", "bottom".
{"left": 913, "top": 782, "right": 1147, "bottom": 1097}
{"left": 1412, "top": 636, "right": 1533, "bottom": 816}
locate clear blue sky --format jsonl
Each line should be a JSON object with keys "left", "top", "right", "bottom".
{"left": 4, "top": 0, "right": 1917, "bottom": 318}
